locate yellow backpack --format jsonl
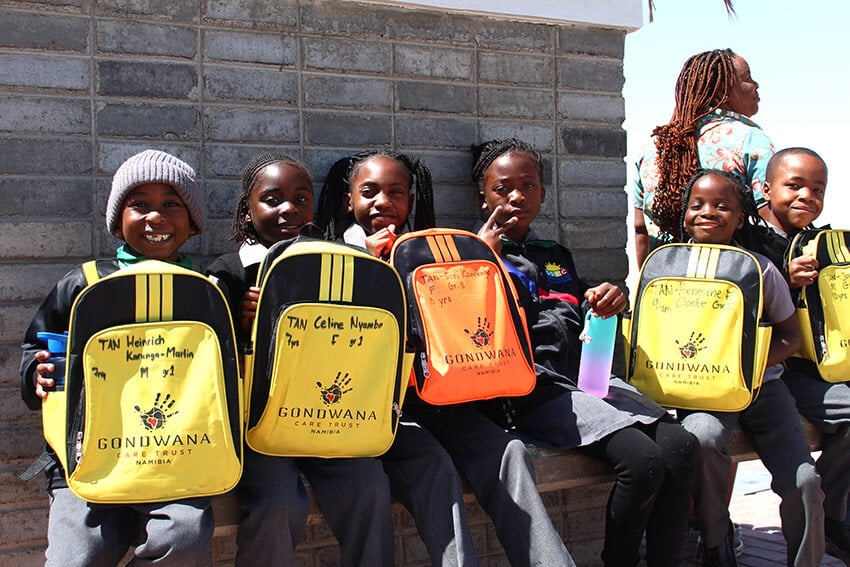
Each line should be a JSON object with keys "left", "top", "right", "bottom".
{"left": 41, "top": 260, "right": 243, "bottom": 503}
{"left": 787, "top": 229, "right": 850, "bottom": 382}
{"left": 623, "top": 244, "right": 772, "bottom": 412}
{"left": 390, "top": 229, "right": 536, "bottom": 405}
{"left": 244, "top": 239, "right": 414, "bottom": 458}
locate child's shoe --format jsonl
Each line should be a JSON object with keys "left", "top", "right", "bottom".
{"left": 825, "top": 517, "right": 850, "bottom": 566}
{"left": 702, "top": 522, "right": 738, "bottom": 567}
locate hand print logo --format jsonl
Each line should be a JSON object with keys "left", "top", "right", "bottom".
{"left": 464, "top": 317, "right": 493, "bottom": 348}
{"left": 134, "top": 393, "right": 178, "bottom": 431}
{"left": 316, "top": 372, "right": 353, "bottom": 405}
{"left": 675, "top": 332, "right": 706, "bottom": 359}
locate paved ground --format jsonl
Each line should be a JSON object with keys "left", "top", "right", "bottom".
{"left": 674, "top": 457, "right": 846, "bottom": 566}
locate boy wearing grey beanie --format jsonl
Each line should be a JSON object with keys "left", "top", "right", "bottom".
{"left": 20, "top": 150, "right": 215, "bottom": 565}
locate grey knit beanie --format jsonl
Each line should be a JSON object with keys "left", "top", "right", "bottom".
{"left": 107, "top": 149, "right": 204, "bottom": 235}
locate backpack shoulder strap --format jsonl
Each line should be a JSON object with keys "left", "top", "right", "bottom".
{"left": 82, "top": 260, "right": 101, "bottom": 285}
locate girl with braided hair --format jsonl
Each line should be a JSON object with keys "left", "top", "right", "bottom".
{"left": 472, "top": 138, "right": 697, "bottom": 567}
{"left": 315, "top": 150, "right": 435, "bottom": 258}
{"left": 633, "top": 48, "right": 774, "bottom": 266}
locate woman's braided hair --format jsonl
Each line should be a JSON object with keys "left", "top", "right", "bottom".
{"left": 471, "top": 138, "right": 543, "bottom": 190}
{"left": 651, "top": 49, "right": 737, "bottom": 241}
{"left": 314, "top": 150, "right": 436, "bottom": 240}
{"left": 230, "top": 151, "right": 312, "bottom": 244}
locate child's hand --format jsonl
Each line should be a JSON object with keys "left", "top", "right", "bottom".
{"left": 365, "top": 224, "right": 398, "bottom": 259}
{"left": 477, "top": 206, "right": 517, "bottom": 254}
{"left": 585, "top": 283, "right": 626, "bottom": 319}
{"left": 787, "top": 254, "right": 818, "bottom": 289}
{"left": 239, "top": 287, "right": 261, "bottom": 334}
{"left": 34, "top": 350, "right": 56, "bottom": 399}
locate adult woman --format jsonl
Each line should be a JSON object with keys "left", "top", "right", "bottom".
{"left": 633, "top": 49, "right": 774, "bottom": 266}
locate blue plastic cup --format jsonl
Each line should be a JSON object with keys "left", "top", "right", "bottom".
{"left": 36, "top": 332, "right": 67, "bottom": 391}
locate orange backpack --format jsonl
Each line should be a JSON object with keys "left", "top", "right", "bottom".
{"left": 390, "top": 229, "right": 535, "bottom": 404}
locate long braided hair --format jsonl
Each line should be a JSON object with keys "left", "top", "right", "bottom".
{"left": 230, "top": 151, "right": 312, "bottom": 244}
{"left": 315, "top": 150, "right": 436, "bottom": 240}
{"left": 651, "top": 49, "right": 737, "bottom": 241}
{"left": 470, "top": 138, "right": 543, "bottom": 190}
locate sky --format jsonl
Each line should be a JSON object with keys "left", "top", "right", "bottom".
{"left": 624, "top": 0, "right": 850, "bottom": 232}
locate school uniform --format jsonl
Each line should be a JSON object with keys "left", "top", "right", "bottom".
{"left": 748, "top": 224, "right": 850, "bottom": 530}
{"left": 482, "top": 228, "right": 696, "bottom": 567}
{"left": 678, "top": 250, "right": 824, "bottom": 566}
{"left": 207, "top": 243, "right": 396, "bottom": 567}
{"left": 21, "top": 252, "right": 213, "bottom": 567}
{"left": 342, "top": 223, "right": 575, "bottom": 567}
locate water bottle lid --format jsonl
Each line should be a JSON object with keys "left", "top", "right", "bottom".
{"left": 36, "top": 332, "right": 68, "bottom": 354}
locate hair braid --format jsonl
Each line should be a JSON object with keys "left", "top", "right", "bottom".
{"left": 471, "top": 138, "right": 543, "bottom": 190}
{"left": 651, "top": 49, "right": 736, "bottom": 241}
{"left": 231, "top": 151, "right": 312, "bottom": 243}
{"left": 314, "top": 150, "right": 436, "bottom": 240}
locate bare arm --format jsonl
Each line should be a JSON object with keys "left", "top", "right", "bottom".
{"left": 767, "top": 313, "right": 801, "bottom": 367}
{"left": 634, "top": 207, "right": 649, "bottom": 268}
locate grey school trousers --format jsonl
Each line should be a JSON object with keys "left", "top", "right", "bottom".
{"left": 407, "top": 402, "right": 576, "bottom": 567}
{"left": 45, "top": 488, "right": 213, "bottom": 566}
{"left": 234, "top": 448, "right": 393, "bottom": 567}
{"left": 680, "top": 379, "right": 825, "bottom": 566}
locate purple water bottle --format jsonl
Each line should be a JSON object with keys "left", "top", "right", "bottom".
{"left": 577, "top": 312, "right": 615, "bottom": 398}
{"left": 37, "top": 332, "right": 67, "bottom": 391}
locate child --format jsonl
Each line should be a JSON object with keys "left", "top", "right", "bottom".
{"left": 676, "top": 168, "right": 824, "bottom": 566}
{"left": 317, "top": 150, "right": 575, "bottom": 566}
{"left": 20, "top": 149, "right": 214, "bottom": 565}
{"left": 205, "top": 152, "right": 395, "bottom": 566}
{"left": 472, "top": 138, "right": 696, "bottom": 567}
{"left": 752, "top": 148, "right": 850, "bottom": 563}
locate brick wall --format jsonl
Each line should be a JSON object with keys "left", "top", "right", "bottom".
{"left": 0, "top": 0, "right": 627, "bottom": 562}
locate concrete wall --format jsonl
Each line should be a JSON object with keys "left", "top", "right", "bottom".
{"left": 0, "top": 0, "right": 628, "bottom": 561}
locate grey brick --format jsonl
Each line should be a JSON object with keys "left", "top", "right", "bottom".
{"left": 557, "top": 188, "right": 627, "bottom": 218}
{"left": 474, "top": 19, "right": 554, "bottom": 52}
{"left": 300, "top": 0, "right": 388, "bottom": 37}
{"left": 560, "top": 219, "right": 625, "bottom": 249}
{"left": 479, "top": 87, "right": 553, "bottom": 119}
{"left": 0, "top": 97, "right": 90, "bottom": 135}
{"left": 98, "top": 61, "right": 197, "bottom": 99}
{"left": 97, "top": 0, "right": 198, "bottom": 22}
{"left": 559, "top": 157, "right": 626, "bottom": 187}
{"left": 204, "top": 0, "right": 297, "bottom": 29}
{"left": 386, "top": 9, "right": 474, "bottom": 44}
{"left": 205, "top": 144, "right": 301, "bottom": 178}
{"left": 561, "top": 124, "right": 626, "bottom": 157}
{"left": 558, "top": 58, "right": 623, "bottom": 92}
{"left": 0, "top": 138, "right": 91, "bottom": 174}
{"left": 204, "top": 66, "right": 297, "bottom": 103}
{"left": 0, "top": 345, "right": 21, "bottom": 387}
{"left": 558, "top": 92, "right": 624, "bottom": 122}
{"left": 479, "top": 121, "right": 555, "bottom": 153}
{"left": 0, "top": 10, "right": 88, "bottom": 51}
{"left": 0, "top": 262, "right": 78, "bottom": 302}
{"left": 206, "top": 220, "right": 238, "bottom": 255}
{"left": 204, "top": 106, "right": 299, "bottom": 142}
{"left": 573, "top": 249, "right": 628, "bottom": 283}
{"left": 206, "top": 179, "right": 240, "bottom": 217}
{"left": 397, "top": 82, "right": 474, "bottom": 114}
{"left": 0, "top": 221, "right": 93, "bottom": 258}
{"left": 98, "top": 142, "right": 201, "bottom": 175}
{"left": 204, "top": 30, "right": 295, "bottom": 65}
{"left": 96, "top": 20, "right": 197, "bottom": 58}
{"left": 416, "top": 150, "right": 473, "bottom": 185}
{"left": 528, "top": 217, "right": 558, "bottom": 241}
{"left": 304, "top": 113, "right": 391, "bottom": 146}
{"left": 0, "top": 178, "right": 93, "bottom": 216}
{"left": 304, "top": 76, "right": 392, "bottom": 110}
{"left": 432, "top": 185, "right": 478, "bottom": 219}
{"left": 303, "top": 148, "right": 349, "bottom": 184}
{"left": 396, "top": 116, "right": 476, "bottom": 149}
{"left": 96, "top": 103, "right": 199, "bottom": 138}
{"left": 0, "top": 54, "right": 89, "bottom": 90}
{"left": 478, "top": 52, "right": 553, "bottom": 86}
{"left": 558, "top": 26, "right": 625, "bottom": 58}
{"left": 304, "top": 37, "right": 390, "bottom": 74}
{"left": 394, "top": 45, "right": 473, "bottom": 80}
